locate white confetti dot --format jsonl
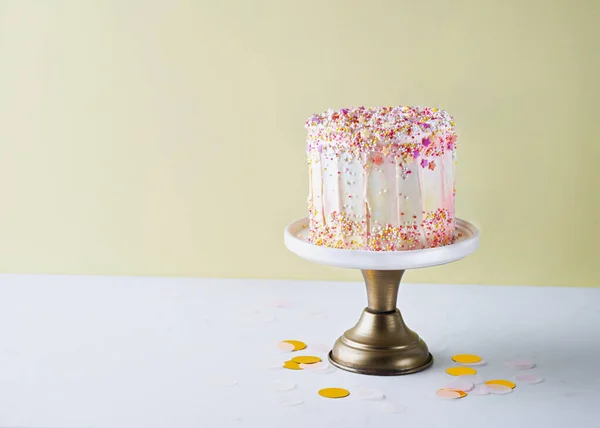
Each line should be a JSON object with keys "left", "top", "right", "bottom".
{"left": 275, "top": 395, "right": 304, "bottom": 406}
{"left": 355, "top": 388, "right": 385, "bottom": 401}
{"left": 272, "top": 380, "right": 296, "bottom": 391}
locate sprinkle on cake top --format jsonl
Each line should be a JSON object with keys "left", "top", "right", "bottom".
{"left": 305, "top": 106, "right": 456, "bottom": 157}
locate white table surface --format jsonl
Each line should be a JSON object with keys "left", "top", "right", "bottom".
{"left": 0, "top": 274, "right": 599, "bottom": 428}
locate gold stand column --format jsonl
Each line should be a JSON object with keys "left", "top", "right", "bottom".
{"left": 328, "top": 270, "right": 433, "bottom": 375}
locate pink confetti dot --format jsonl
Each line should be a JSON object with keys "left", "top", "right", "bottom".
{"left": 505, "top": 360, "right": 536, "bottom": 370}
{"left": 487, "top": 384, "right": 513, "bottom": 395}
{"left": 277, "top": 342, "right": 295, "bottom": 352}
{"left": 515, "top": 374, "right": 544, "bottom": 384}
{"left": 436, "top": 389, "right": 464, "bottom": 400}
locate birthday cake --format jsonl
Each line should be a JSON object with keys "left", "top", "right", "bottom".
{"left": 305, "top": 106, "right": 457, "bottom": 251}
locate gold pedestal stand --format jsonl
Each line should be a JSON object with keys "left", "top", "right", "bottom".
{"left": 284, "top": 217, "right": 479, "bottom": 376}
{"left": 328, "top": 270, "right": 432, "bottom": 376}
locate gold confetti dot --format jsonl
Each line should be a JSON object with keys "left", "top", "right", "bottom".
{"left": 283, "top": 361, "right": 302, "bottom": 370}
{"left": 318, "top": 388, "right": 350, "bottom": 399}
{"left": 282, "top": 340, "right": 307, "bottom": 351}
{"left": 485, "top": 379, "right": 516, "bottom": 389}
{"left": 446, "top": 366, "right": 477, "bottom": 376}
{"left": 291, "top": 356, "right": 322, "bottom": 364}
{"left": 451, "top": 354, "right": 482, "bottom": 364}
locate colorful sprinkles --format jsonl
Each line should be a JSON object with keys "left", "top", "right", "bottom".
{"left": 307, "top": 209, "right": 455, "bottom": 251}
{"left": 306, "top": 105, "right": 456, "bottom": 161}
{"left": 305, "top": 105, "right": 457, "bottom": 252}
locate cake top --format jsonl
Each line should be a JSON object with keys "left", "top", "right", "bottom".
{"left": 305, "top": 106, "right": 456, "bottom": 158}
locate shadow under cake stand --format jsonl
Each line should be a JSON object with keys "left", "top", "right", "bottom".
{"left": 284, "top": 218, "right": 479, "bottom": 376}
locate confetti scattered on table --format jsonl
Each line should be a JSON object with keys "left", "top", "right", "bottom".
{"left": 292, "top": 356, "right": 321, "bottom": 364}
{"left": 431, "top": 353, "right": 547, "bottom": 401}
{"left": 452, "top": 354, "right": 482, "bottom": 364}
{"left": 282, "top": 340, "right": 307, "bottom": 351}
{"left": 272, "top": 380, "right": 296, "bottom": 391}
{"left": 514, "top": 374, "right": 544, "bottom": 384}
{"left": 275, "top": 395, "right": 304, "bottom": 406}
{"left": 486, "top": 384, "right": 513, "bottom": 395}
{"left": 485, "top": 379, "right": 516, "bottom": 389}
{"left": 318, "top": 388, "right": 350, "bottom": 399}
{"left": 283, "top": 360, "right": 302, "bottom": 370}
{"left": 436, "top": 388, "right": 467, "bottom": 399}
{"left": 446, "top": 366, "right": 478, "bottom": 376}
{"left": 355, "top": 387, "right": 385, "bottom": 401}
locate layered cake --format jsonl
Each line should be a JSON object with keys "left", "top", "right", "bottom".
{"left": 305, "top": 106, "right": 457, "bottom": 251}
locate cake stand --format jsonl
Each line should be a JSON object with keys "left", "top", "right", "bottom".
{"left": 284, "top": 218, "right": 480, "bottom": 376}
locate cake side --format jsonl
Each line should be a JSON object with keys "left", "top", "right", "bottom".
{"left": 306, "top": 106, "right": 456, "bottom": 251}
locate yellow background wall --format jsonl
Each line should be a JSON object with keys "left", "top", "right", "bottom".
{"left": 0, "top": 0, "right": 598, "bottom": 286}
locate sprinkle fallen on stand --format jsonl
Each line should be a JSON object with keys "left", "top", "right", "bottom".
{"left": 355, "top": 387, "right": 385, "bottom": 401}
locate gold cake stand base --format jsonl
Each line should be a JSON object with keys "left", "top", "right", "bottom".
{"left": 328, "top": 270, "right": 433, "bottom": 376}
{"left": 284, "top": 217, "right": 480, "bottom": 376}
